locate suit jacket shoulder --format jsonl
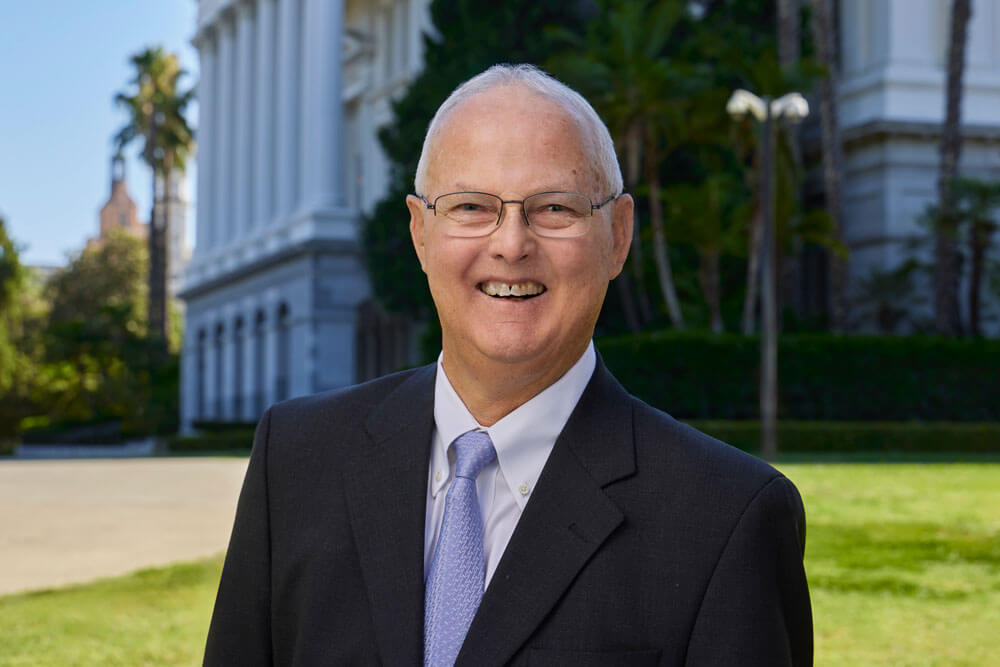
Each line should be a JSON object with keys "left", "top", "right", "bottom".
{"left": 456, "top": 363, "right": 811, "bottom": 666}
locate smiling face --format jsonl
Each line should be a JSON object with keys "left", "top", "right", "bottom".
{"left": 407, "top": 85, "right": 633, "bottom": 389}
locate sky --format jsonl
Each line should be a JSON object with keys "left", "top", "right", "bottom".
{"left": 0, "top": 1, "right": 200, "bottom": 267}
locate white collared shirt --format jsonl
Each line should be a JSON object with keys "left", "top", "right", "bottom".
{"left": 424, "top": 342, "right": 596, "bottom": 587}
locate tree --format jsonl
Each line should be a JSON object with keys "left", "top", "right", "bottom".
{"left": 363, "top": 0, "right": 588, "bottom": 325}
{"left": 0, "top": 217, "right": 49, "bottom": 439}
{"left": 850, "top": 260, "right": 925, "bottom": 334}
{"left": 809, "top": 0, "right": 848, "bottom": 331}
{"left": 0, "top": 216, "right": 25, "bottom": 436}
{"left": 953, "top": 178, "right": 1000, "bottom": 336}
{"left": 0, "top": 214, "right": 21, "bottom": 313}
{"left": 549, "top": 0, "right": 699, "bottom": 331}
{"left": 776, "top": 0, "right": 801, "bottom": 68}
{"left": 935, "top": 0, "right": 972, "bottom": 336}
{"left": 43, "top": 230, "right": 155, "bottom": 429}
{"left": 114, "top": 47, "right": 194, "bottom": 348}
{"left": 664, "top": 174, "right": 749, "bottom": 332}
{"left": 721, "top": 51, "right": 817, "bottom": 334}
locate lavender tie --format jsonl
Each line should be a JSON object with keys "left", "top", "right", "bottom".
{"left": 424, "top": 430, "right": 497, "bottom": 666}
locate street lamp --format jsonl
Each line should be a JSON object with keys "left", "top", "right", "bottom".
{"left": 727, "top": 89, "right": 809, "bottom": 460}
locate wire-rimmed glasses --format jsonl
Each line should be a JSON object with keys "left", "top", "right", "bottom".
{"left": 418, "top": 191, "right": 618, "bottom": 238}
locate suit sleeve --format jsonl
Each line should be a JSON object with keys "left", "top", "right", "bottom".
{"left": 685, "top": 475, "right": 813, "bottom": 666}
{"left": 203, "top": 409, "right": 274, "bottom": 666}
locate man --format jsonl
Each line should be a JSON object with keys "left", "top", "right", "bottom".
{"left": 205, "top": 64, "right": 812, "bottom": 666}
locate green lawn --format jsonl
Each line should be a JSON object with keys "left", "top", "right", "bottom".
{"left": 1, "top": 464, "right": 997, "bottom": 665}
{"left": 0, "top": 559, "right": 221, "bottom": 666}
{"left": 780, "top": 464, "right": 1000, "bottom": 666}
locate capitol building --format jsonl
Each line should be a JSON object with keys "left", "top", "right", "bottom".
{"left": 180, "top": 0, "right": 1000, "bottom": 432}
{"left": 180, "top": 0, "right": 427, "bottom": 431}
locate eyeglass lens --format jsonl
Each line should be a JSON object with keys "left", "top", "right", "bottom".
{"left": 433, "top": 192, "right": 595, "bottom": 238}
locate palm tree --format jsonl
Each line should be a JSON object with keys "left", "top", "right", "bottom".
{"left": 114, "top": 47, "right": 194, "bottom": 349}
{"left": 777, "top": 0, "right": 801, "bottom": 68}
{"left": 725, "top": 53, "right": 809, "bottom": 334}
{"left": 954, "top": 178, "right": 1000, "bottom": 336}
{"left": 935, "top": 0, "right": 972, "bottom": 336}
{"left": 809, "top": 0, "right": 848, "bottom": 331}
{"left": 664, "top": 174, "right": 748, "bottom": 333}
{"left": 549, "top": 0, "right": 695, "bottom": 330}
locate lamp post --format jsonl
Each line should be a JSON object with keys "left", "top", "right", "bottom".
{"left": 726, "top": 89, "right": 808, "bottom": 460}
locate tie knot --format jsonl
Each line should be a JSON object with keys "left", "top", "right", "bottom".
{"left": 451, "top": 430, "right": 496, "bottom": 480}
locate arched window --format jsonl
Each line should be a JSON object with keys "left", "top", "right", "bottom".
{"left": 254, "top": 310, "right": 266, "bottom": 415}
{"left": 276, "top": 303, "right": 290, "bottom": 401}
{"left": 214, "top": 323, "right": 225, "bottom": 419}
{"left": 233, "top": 317, "right": 244, "bottom": 421}
{"left": 196, "top": 328, "right": 207, "bottom": 419}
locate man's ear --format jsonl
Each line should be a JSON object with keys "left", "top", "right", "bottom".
{"left": 608, "top": 193, "right": 634, "bottom": 279}
{"left": 406, "top": 194, "right": 428, "bottom": 273}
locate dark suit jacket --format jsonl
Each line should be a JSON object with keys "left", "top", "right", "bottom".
{"left": 204, "top": 360, "right": 812, "bottom": 666}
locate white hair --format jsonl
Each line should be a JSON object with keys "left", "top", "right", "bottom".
{"left": 413, "top": 64, "right": 623, "bottom": 198}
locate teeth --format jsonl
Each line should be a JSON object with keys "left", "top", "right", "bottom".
{"left": 480, "top": 281, "right": 546, "bottom": 297}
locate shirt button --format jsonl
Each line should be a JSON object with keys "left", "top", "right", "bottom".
{"left": 435, "top": 471, "right": 442, "bottom": 482}
{"left": 518, "top": 483, "right": 530, "bottom": 495}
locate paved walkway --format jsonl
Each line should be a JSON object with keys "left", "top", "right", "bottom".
{"left": 0, "top": 457, "right": 248, "bottom": 595}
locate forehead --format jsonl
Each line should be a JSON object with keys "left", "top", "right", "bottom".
{"left": 425, "top": 86, "right": 599, "bottom": 194}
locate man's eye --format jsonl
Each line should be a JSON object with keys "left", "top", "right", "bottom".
{"left": 457, "top": 203, "right": 486, "bottom": 212}
{"left": 546, "top": 204, "right": 566, "bottom": 213}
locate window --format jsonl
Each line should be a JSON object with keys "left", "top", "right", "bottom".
{"left": 276, "top": 303, "right": 290, "bottom": 401}
{"left": 254, "top": 310, "right": 266, "bottom": 415}
{"left": 196, "top": 329, "right": 207, "bottom": 418}
{"left": 234, "top": 317, "right": 245, "bottom": 420}
{"left": 214, "top": 323, "right": 225, "bottom": 419}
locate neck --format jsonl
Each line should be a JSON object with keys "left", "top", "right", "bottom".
{"left": 441, "top": 342, "right": 589, "bottom": 426}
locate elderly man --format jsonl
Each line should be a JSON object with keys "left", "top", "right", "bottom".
{"left": 205, "top": 64, "right": 812, "bottom": 666}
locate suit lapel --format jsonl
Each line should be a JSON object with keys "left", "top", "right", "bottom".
{"left": 342, "top": 365, "right": 436, "bottom": 667}
{"left": 457, "top": 360, "right": 637, "bottom": 666}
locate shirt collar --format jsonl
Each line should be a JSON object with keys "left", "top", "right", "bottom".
{"left": 431, "top": 342, "right": 596, "bottom": 507}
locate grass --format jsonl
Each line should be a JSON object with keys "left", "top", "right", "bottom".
{"left": 1, "top": 464, "right": 997, "bottom": 665}
{"left": 779, "top": 464, "right": 1000, "bottom": 666}
{"left": 0, "top": 559, "right": 222, "bottom": 666}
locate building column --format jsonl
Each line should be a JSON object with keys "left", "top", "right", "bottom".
{"left": 253, "top": 0, "right": 277, "bottom": 228}
{"left": 194, "top": 31, "right": 217, "bottom": 254}
{"left": 214, "top": 15, "right": 236, "bottom": 247}
{"left": 300, "top": 0, "right": 346, "bottom": 214}
{"left": 233, "top": 1, "right": 255, "bottom": 239}
{"left": 409, "top": 0, "right": 423, "bottom": 73}
{"left": 275, "top": 0, "right": 301, "bottom": 218}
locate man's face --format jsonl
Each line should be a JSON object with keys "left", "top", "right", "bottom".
{"left": 407, "top": 86, "right": 632, "bottom": 379}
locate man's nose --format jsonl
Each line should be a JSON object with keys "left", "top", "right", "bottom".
{"left": 488, "top": 202, "right": 535, "bottom": 261}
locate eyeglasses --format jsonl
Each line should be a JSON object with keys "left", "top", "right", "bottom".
{"left": 417, "top": 191, "right": 619, "bottom": 238}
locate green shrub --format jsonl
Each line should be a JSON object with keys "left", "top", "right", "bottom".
{"left": 687, "top": 420, "right": 1000, "bottom": 453}
{"left": 20, "top": 420, "right": 123, "bottom": 445}
{"left": 597, "top": 332, "right": 1000, "bottom": 421}
{"left": 167, "top": 429, "right": 255, "bottom": 453}
{"left": 191, "top": 420, "right": 257, "bottom": 432}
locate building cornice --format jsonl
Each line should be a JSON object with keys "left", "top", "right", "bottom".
{"left": 843, "top": 119, "right": 1000, "bottom": 149}
{"left": 179, "top": 238, "right": 362, "bottom": 300}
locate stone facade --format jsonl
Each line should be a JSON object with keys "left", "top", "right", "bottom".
{"left": 180, "top": 0, "right": 428, "bottom": 431}
{"left": 180, "top": 0, "right": 1000, "bottom": 431}
{"left": 838, "top": 0, "right": 1000, "bottom": 331}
